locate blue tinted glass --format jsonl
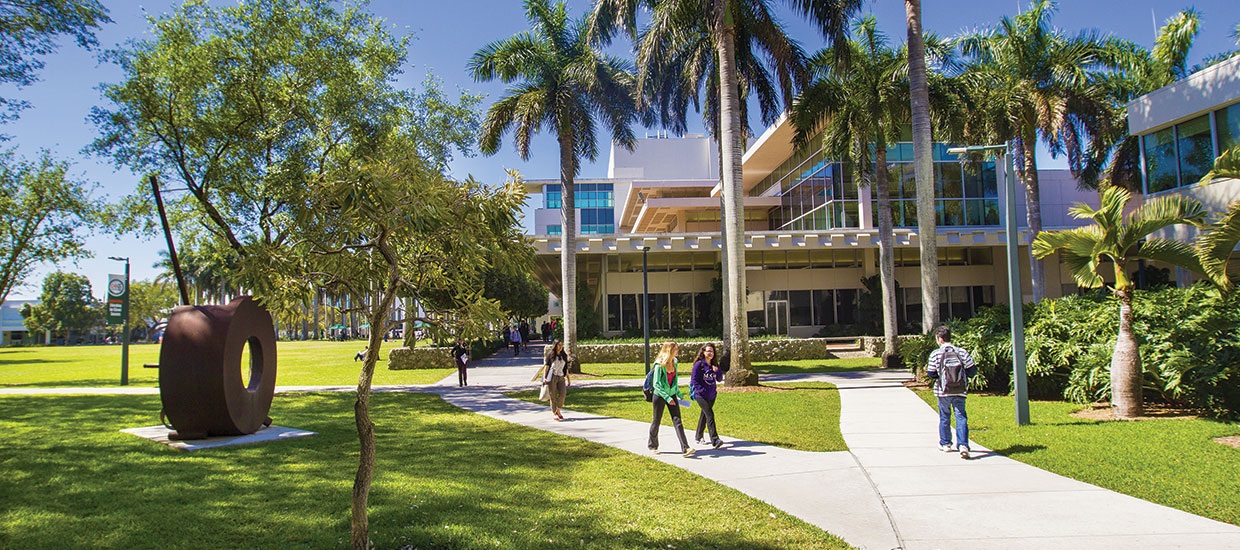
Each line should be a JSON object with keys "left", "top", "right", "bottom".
{"left": 547, "top": 225, "right": 561, "bottom": 235}
{"left": 1144, "top": 128, "right": 1178, "bottom": 193}
{"left": 599, "top": 209, "right": 614, "bottom": 224}
{"left": 1219, "top": 103, "right": 1240, "bottom": 152}
{"left": 1176, "top": 115, "right": 1212, "bottom": 186}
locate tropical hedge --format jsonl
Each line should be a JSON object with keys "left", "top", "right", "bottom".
{"left": 902, "top": 284, "right": 1240, "bottom": 419}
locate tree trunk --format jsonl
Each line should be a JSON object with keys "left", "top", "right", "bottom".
{"left": 1110, "top": 287, "right": 1143, "bottom": 418}
{"left": 717, "top": 15, "right": 755, "bottom": 386}
{"left": 559, "top": 132, "right": 581, "bottom": 374}
{"left": 350, "top": 244, "right": 404, "bottom": 550}
{"left": 1020, "top": 137, "right": 1046, "bottom": 303}
{"left": 875, "top": 146, "right": 900, "bottom": 366}
{"left": 906, "top": 0, "right": 939, "bottom": 333}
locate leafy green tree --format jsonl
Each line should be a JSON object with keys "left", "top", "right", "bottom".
{"left": 1032, "top": 186, "right": 1206, "bottom": 418}
{"left": 958, "top": 0, "right": 1123, "bottom": 302}
{"left": 592, "top": 0, "right": 861, "bottom": 385}
{"left": 21, "top": 271, "right": 101, "bottom": 344}
{"left": 126, "top": 280, "right": 177, "bottom": 342}
{"left": 470, "top": 0, "right": 640, "bottom": 372}
{"left": 89, "top": 2, "right": 488, "bottom": 547}
{"left": 0, "top": 150, "right": 105, "bottom": 307}
{"left": 484, "top": 269, "right": 549, "bottom": 321}
{"left": 0, "top": 0, "right": 110, "bottom": 123}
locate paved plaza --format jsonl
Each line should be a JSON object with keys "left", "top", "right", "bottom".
{"left": 5, "top": 345, "right": 1239, "bottom": 549}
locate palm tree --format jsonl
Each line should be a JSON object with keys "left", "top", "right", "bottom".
{"left": 592, "top": 0, "right": 861, "bottom": 385}
{"left": 958, "top": 0, "right": 1122, "bottom": 303}
{"left": 471, "top": 0, "right": 639, "bottom": 370}
{"left": 903, "top": 0, "right": 938, "bottom": 332}
{"left": 1032, "top": 186, "right": 1206, "bottom": 418}
{"left": 1197, "top": 146, "right": 1240, "bottom": 291}
{"left": 790, "top": 16, "right": 916, "bottom": 367}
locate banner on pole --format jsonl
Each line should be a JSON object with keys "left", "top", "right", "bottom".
{"left": 107, "top": 274, "right": 127, "bottom": 324}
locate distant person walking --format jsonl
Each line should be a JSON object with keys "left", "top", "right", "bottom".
{"left": 690, "top": 343, "right": 724, "bottom": 449}
{"left": 451, "top": 338, "right": 469, "bottom": 388}
{"left": 518, "top": 321, "right": 531, "bottom": 351}
{"left": 509, "top": 326, "right": 522, "bottom": 356}
{"left": 648, "top": 340, "right": 694, "bottom": 457}
{"left": 927, "top": 325, "right": 977, "bottom": 459}
{"left": 541, "top": 321, "right": 552, "bottom": 343}
{"left": 543, "top": 340, "right": 570, "bottom": 420}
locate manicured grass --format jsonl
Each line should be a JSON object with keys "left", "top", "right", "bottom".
{"left": 0, "top": 341, "right": 453, "bottom": 388}
{"left": 0, "top": 392, "right": 850, "bottom": 549}
{"left": 510, "top": 382, "right": 847, "bottom": 452}
{"left": 577, "top": 358, "right": 881, "bottom": 379}
{"left": 914, "top": 390, "right": 1240, "bottom": 526}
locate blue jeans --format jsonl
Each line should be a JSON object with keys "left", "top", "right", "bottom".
{"left": 937, "top": 395, "right": 969, "bottom": 449}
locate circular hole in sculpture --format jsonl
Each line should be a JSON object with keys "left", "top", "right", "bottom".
{"left": 240, "top": 336, "right": 263, "bottom": 391}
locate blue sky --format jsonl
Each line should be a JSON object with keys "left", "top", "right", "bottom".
{"left": 4, "top": 0, "right": 1237, "bottom": 300}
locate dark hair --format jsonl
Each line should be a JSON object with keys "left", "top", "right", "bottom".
{"left": 545, "top": 339, "right": 566, "bottom": 364}
{"left": 934, "top": 325, "right": 952, "bottom": 342}
{"left": 692, "top": 343, "right": 718, "bottom": 366}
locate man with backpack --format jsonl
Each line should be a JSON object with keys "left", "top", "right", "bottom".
{"left": 926, "top": 325, "right": 978, "bottom": 459}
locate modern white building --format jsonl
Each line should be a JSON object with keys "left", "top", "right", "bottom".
{"left": 1, "top": 300, "right": 37, "bottom": 345}
{"left": 526, "top": 123, "right": 1102, "bottom": 337}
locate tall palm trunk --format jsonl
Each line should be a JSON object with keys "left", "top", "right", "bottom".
{"left": 717, "top": 16, "right": 756, "bottom": 385}
{"left": 1111, "top": 287, "right": 1143, "bottom": 418}
{"left": 559, "top": 132, "right": 580, "bottom": 373}
{"left": 1019, "top": 136, "right": 1046, "bottom": 302}
{"left": 905, "top": 0, "right": 938, "bottom": 332}
{"left": 874, "top": 145, "right": 899, "bottom": 366}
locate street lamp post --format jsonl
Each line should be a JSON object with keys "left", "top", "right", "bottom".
{"left": 108, "top": 256, "right": 131, "bottom": 386}
{"left": 642, "top": 246, "right": 651, "bottom": 375}
{"left": 947, "top": 145, "right": 1030, "bottom": 426}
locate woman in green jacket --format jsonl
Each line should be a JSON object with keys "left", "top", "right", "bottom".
{"left": 647, "top": 340, "right": 694, "bottom": 457}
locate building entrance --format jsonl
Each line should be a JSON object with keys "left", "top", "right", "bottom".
{"left": 766, "top": 300, "right": 789, "bottom": 336}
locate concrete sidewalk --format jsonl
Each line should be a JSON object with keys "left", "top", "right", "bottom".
{"left": 432, "top": 356, "right": 1240, "bottom": 549}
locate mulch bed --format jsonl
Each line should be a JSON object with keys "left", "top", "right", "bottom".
{"left": 1070, "top": 403, "right": 1205, "bottom": 421}
{"left": 1214, "top": 435, "right": 1240, "bottom": 449}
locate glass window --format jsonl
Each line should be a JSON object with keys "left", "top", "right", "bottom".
{"left": 938, "top": 163, "right": 964, "bottom": 198}
{"left": 1176, "top": 115, "right": 1213, "bottom": 186}
{"left": 812, "top": 289, "right": 835, "bottom": 325}
{"left": 621, "top": 294, "right": 638, "bottom": 331}
{"left": 670, "top": 293, "right": 693, "bottom": 330}
{"left": 547, "top": 225, "right": 561, "bottom": 235}
{"left": 607, "top": 295, "right": 621, "bottom": 332}
{"left": 789, "top": 290, "right": 813, "bottom": 326}
{"left": 694, "top": 292, "right": 712, "bottom": 328}
{"left": 1219, "top": 103, "right": 1240, "bottom": 153}
{"left": 835, "top": 289, "right": 858, "bottom": 325}
{"left": 938, "top": 200, "right": 965, "bottom": 226}
{"left": 650, "top": 293, "right": 669, "bottom": 330}
{"left": 1143, "top": 128, "right": 1177, "bottom": 193}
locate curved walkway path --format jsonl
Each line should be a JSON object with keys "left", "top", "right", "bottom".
{"left": 5, "top": 344, "right": 1239, "bottom": 549}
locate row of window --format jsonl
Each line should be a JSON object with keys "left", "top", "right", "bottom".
{"left": 604, "top": 285, "right": 995, "bottom": 333}
{"left": 1143, "top": 102, "right": 1240, "bottom": 193}
{"left": 546, "top": 224, "right": 615, "bottom": 236}
{"left": 544, "top": 184, "right": 615, "bottom": 210}
{"left": 597, "top": 248, "right": 992, "bottom": 273}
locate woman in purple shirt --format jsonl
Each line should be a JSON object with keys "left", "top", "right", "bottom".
{"left": 690, "top": 343, "right": 724, "bottom": 449}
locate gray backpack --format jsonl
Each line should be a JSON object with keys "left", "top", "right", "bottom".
{"left": 938, "top": 347, "right": 967, "bottom": 394}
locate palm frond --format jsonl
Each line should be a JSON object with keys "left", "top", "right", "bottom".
{"left": 1196, "top": 201, "right": 1240, "bottom": 290}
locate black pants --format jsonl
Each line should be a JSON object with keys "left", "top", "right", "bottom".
{"left": 456, "top": 359, "right": 467, "bottom": 387}
{"left": 648, "top": 395, "right": 690, "bottom": 452}
{"left": 694, "top": 396, "right": 720, "bottom": 445}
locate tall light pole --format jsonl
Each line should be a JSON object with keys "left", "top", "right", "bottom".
{"left": 947, "top": 145, "right": 1029, "bottom": 426}
{"left": 642, "top": 246, "right": 651, "bottom": 375}
{"left": 108, "top": 256, "right": 131, "bottom": 386}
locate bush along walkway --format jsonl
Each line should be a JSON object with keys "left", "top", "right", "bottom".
{"left": 435, "top": 355, "right": 1240, "bottom": 550}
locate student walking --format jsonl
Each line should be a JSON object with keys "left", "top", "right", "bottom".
{"left": 509, "top": 325, "right": 522, "bottom": 356}
{"left": 648, "top": 340, "right": 694, "bottom": 457}
{"left": 543, "top": 340, "right": 570, "bottom": 420}
{"left": 926, "top": 325, "right": 978, "bottom": 459}
{"left": 451, "top": 339, "right": 469, "bottom": 387}
{"left": 690, "top": 343, "right": 724, "bottom": 449}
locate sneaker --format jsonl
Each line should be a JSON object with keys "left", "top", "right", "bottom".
{"left": 682, "top": 448, "right": 696, "bottom": 458}
{"left": 939, "top": 444, "right": 954, "bottom": 452}
{"left": 960, "top": 447, "right": 970, "bottom": 459}
{"left": 694, "top": 438, "right": 705, "bottom": 445}
{"left": 649, "top": 447, "right": 658, "bottom": 454}
{"left": 712, "top": 440, "right": 723, "bottom": 449}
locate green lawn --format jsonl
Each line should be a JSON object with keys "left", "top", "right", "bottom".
{"left": 577, "top": 357, "right": 881, "bottom": 379}
{"left": 0, "top": 392, "right": 850, "bottom": 549}
{"left": 510, "top": 382, "right": 847, "bottom": 452}
{"left": 0, "top": 341, "right": 453, "bottom": 387}
{"left": 914, "top": 390, "right": 1240, "bottom": 526}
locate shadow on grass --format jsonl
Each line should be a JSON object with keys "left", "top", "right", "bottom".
{"left": 990, "top": 444, "right": 1048, "bottom": 456}
{"left": 2, "top": 378, "right": 159, "bottom": 388}
{"left": 0, "top": 392, "right": 847, "bottom": 549}
{"left": 0, "top": 358, "right": 68, "bottom": 366}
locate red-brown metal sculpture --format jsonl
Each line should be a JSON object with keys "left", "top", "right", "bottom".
{"left": 158, "top": 296, "right": 278, "bottom": 440}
